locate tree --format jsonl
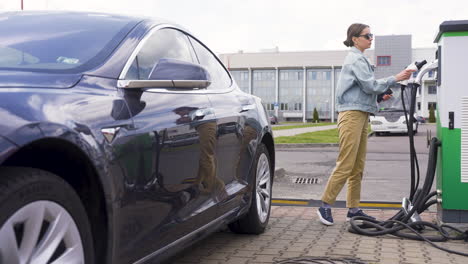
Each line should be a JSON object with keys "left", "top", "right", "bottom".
{"left": 313, "top": 107, "right": 320, "bottom": 123}
{"left": 428, "top": 104, "right": 436, "bottom": 123}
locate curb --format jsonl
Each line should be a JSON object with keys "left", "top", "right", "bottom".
{"left": 275, "top": 133, "right": 374, "bottom": 149}
{"left": 275, "top": 143, "right": 338, "bottom": 149}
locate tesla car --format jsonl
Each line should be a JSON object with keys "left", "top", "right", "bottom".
{"left": 0, "top": 11, "right": 275, "bottom": 264}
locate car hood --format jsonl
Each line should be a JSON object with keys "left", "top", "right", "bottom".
{"left": 0, "top": 71, "right": 82, "bottom": 89}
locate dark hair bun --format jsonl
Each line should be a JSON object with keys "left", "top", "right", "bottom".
{"left": 343, "top": 40, "right": 352, "bottom": 47}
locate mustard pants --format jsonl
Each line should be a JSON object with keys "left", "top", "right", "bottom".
{"left": 321, "top": 110, "right": 369, "bottom": 208}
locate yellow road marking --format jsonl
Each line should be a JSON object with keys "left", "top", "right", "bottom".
{"left": 272, "top": 199, "right": 309, "bottom": 205}
{"left": 271, "top": 199, "right": 401, "bottom": 208}
{"left": 359, "top": 202, "right": 401, "bottom": 208}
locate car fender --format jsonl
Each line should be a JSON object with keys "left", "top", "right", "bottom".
{"left": 2, "top": 121, "right": 118, "bottom": 206}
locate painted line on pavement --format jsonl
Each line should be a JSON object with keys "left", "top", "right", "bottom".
{"left": 272, "top": 198, "right": 401, "bottom": 209}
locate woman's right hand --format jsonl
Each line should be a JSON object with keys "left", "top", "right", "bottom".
{"left": 395, "top": 69, "right": 416, "bottom": 82}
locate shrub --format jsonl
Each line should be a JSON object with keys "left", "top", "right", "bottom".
{"left": 313, "top": 107, "right": 320, "bottom": 123}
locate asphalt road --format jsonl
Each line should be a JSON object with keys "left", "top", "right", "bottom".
{"left": 273, "top": 124, "right": 436, "bottom": 203}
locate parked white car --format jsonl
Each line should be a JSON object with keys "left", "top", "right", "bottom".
{"left": 370, "top": 109, "right": 418, "bottom": 135}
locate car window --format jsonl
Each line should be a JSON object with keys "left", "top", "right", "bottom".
{"left": 126, "top": 28, "right": 195, "bottom": 80}
{"left": 188, "top": 36, "right": 232, "bottom": 90}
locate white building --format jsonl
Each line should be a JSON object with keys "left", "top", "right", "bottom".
{"left": 219, "top": 35, "right": 437, "bottom": 122}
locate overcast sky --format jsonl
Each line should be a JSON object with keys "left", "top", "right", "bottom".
{"left": 1, "top": 0, "right": 467, "bottom": 54}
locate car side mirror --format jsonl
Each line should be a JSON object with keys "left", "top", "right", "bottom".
{"left": 118, "top": 58, "right": 211, "bottom": 90}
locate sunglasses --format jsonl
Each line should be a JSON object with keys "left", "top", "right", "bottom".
{"left": 358, "top": 33, "right": 374, "bottom": 40}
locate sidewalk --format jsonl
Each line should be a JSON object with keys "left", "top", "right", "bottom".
{"left": 273, "top": 125, "right": 337, "bottom": 138}
{"left": 172, "top": 206, "right": 468, "bottom": 264}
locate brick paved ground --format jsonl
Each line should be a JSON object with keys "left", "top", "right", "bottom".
{"left": 171, "top": 206, "right": 468, "bottom": 264}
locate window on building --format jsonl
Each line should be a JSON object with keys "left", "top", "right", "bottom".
{"left": 412, "top": 71, "right": 418, "bottom": 78}
{"left": 280, "top": 103, "right": 289, "bottom": 110}
{"left": 241, "top": 72, "right": 249, "bottom": 80}
{"left": 325, "top": 71, "right": 331, "bottom": 80}
{"left": 428, "top": 85, "right": 437, "bottom": 95}
{"left": 428, "top": 102, "right": 437, "bottom": 110}
{"left": 294, "top": 103, "right": 302, "bottom": 110}
{"left": 377, "top": 56, "right": 391, "bottom": 66}
{"left": 417, "top": 102, "right": 421, "bottom": 110}
{"left": 309, "top": 71, "right": 317, "bottom": 80}
{"left": 428, "top": 70, "right": 434, "bottom": 78}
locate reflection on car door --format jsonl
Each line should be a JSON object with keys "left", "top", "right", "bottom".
{"left": 115, "top": 28, "right": 219, "bottom": 262}
{"left": 188, "top": 36, "right": 259, "bottom": 214}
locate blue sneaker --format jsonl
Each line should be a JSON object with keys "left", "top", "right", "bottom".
{"left": 317, "top": 207, "right": 334, "bottom": 226}
{"left": 346, "top": 209, "right": 376, "bottom": 221}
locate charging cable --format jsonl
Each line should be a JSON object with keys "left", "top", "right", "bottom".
{"left": 349, "top": 61, "right": 468, "bottom": 257}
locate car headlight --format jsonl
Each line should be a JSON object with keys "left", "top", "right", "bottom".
{"left": 370, "top": 121, "right": 382, "bottom": 125}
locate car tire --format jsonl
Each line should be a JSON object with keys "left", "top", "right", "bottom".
{"left": 229, "top": 143, "right": 272, "bottom": 234}
{"left": 0, "top": 167, "right": 95, "bottom": 264}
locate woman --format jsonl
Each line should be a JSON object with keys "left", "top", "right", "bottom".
{"left": 317, "top": 23, "right": 414, "bottom": 226}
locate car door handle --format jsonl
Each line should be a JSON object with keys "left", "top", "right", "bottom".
{"left": 190, "top": 108, "right": 213, "bottom": 121}
{"left": 240, "top": 104, "right": 256, "bottom": 113}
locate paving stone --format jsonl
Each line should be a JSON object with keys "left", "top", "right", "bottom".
{"left": 256, "top": 248, "right": 282, "bottom": 255}
{"left": 225, "top": 257, "right": 251, "bottom": 264}
{"left": 280, "top": 251, "right": 304, "bottom": 259}
{"left": 253, "top": 255, "right": 278, "bottom": 263}
{"left": 202, "top": 252, "right": 231, "bottom": 261}
{"left": 194, "top": 259, "right": 223, "bottom": 264}
{"left": 170, "top": 206, "right": 465, "bottom": 264}
{"left": 401, "top": 257, "right": 428, "bottom": 264}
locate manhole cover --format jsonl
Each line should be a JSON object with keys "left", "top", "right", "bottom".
{"left": 294, "top": 177, "right": 320, "bottom": 184}
{"left": 274, "top": 257, "right": 367, "bottom": 264}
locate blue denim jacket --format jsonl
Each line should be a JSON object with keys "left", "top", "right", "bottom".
{"left": 336, "top": 47, "right": 397, "bottom": 114}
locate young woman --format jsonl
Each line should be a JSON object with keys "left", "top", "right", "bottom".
{"left": 317, "top": 23, "right": 414, "bottom": 226}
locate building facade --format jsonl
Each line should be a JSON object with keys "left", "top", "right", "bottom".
{"left": 219, "top": 35, "right": 437, "bottom": 122}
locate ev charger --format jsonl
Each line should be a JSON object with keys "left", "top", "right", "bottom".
{"left": 433, "top": 20, "right": 468, "bottom": 223}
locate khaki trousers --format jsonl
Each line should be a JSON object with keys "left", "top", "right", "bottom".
{"left": 321, "top": 110, "right": 369, "bottom": 208}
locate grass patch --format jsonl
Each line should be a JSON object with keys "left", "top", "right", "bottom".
{"left": 272, "top": 122, "right": 336, "bottom": 131}
{"left": 275, "top": 125, "right": 373, "bottom": 144}
{"left": 275, "top": 128, "right": 339, "bottom": 144}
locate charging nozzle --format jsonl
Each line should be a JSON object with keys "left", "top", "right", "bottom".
{"left": 414, "top": 60, "right": 438, "bottom": 85}
{"left": 415, "top": 60, "right": 427, "bottom": 70}
{"left": 399, "top": 61, "right": 426, "bottom": 86}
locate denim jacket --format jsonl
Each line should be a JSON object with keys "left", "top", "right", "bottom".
{"left": 336, "top": 47, "right": 397, "bottom": 114}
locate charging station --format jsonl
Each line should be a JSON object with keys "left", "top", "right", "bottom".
{"left": 434, "top": 20, "right": 468, "bottom": 223}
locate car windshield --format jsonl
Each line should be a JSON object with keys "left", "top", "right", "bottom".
{"left": 0, "top": 12, "right": 137, "bottom": 73}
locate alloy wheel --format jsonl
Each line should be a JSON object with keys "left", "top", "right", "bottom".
{"left": 256, "top": 153, "right": 271, "bottom": 223}
{"left": 0, "top": 200, "right": 85, "bottom": 264}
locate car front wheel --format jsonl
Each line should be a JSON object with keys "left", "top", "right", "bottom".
{"left": 229, "top": 143, "right": 272, "bottom": 234}
{"left": 0, "top": 167, "right": 95, "bottom": 264}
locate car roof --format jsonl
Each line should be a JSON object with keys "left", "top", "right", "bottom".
{"left": 0, "top": 11, "right": 182, "bottom": 30}
{"left": 1, "top": 11, "right": 143, "bottom": 26}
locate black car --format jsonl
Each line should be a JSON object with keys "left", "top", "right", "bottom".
{"left": 0, "top": 11, "right": 275, "bottom": 264}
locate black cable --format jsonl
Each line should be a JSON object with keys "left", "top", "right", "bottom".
{"left": 400, "top": 85, "right": 417, "bottom": 200}
{"left": 349, "top": 75, "right": 468, "bottom": 257}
